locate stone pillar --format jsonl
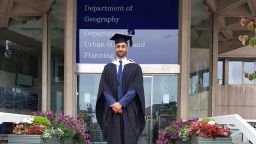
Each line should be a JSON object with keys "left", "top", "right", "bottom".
{"left": 42, "top": 13, "right": 48, "bottom": 112}
{"left": 64, "top": 0, "right": 76, "bottom": 116}
{"left": 178, "top": 0, "right": 191, "bottom": 120}
{"left": 211, "top": 14, "right": 218, "bottom": 116}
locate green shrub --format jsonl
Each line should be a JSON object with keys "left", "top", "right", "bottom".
{"left": 33, "top": 116, "right": 52, "bottom": 128}
{"left": 201, "top": 117, "right": 213, "bottom": 123}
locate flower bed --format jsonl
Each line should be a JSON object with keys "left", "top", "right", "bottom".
{"left": 12, "top": 112, "right": 90, "bottom": 144}
{"left": 189, "top": 118, "right": 231, "bottom": 138}
{"left": 157, "top": 118, "right": 231, "bottom": 144}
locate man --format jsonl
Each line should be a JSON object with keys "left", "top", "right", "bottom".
{"left": 96, "top": 33, "right": 145, "bottom": 144}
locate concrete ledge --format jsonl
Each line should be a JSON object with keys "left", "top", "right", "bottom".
{"left": 0, "top": 134, "right": 8, "bottom": 143}
{"left": 190, "top": 137, "right": 232, "bottom": 144}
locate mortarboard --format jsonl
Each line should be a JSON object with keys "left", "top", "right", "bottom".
{"left": 110, "top": 33, "right": 133, "bottom": 47}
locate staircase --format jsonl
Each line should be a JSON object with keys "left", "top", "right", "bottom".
{"left": 212, "top": 114, "right": 256, "bottom": 144}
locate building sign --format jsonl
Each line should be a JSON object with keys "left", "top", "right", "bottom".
{"left": 76, "top": 0, "right": 179, "bottom": 64}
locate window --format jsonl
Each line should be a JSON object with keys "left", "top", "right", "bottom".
{"left": 190, "top": 75, "right": 198, "bottom": 95}
{"left": 243, "top": 62, "right": 255, "bottom": 84}
{"left": 189, "top": 69, "right": 209, "bottom": 95}
{"left": 217, "top": 61, "right": 224, "bottom": 85}
{"left": 0, "top": 17, "right": 42, "bottom": 114}
{"left": 189, "top": 0, "right": 212, "bottom": 118}
{"left": 5, "top": 40, "right": 12, "bottom": 58}
{"left": 229, "top": 61, "right": 243, "bottom": 84}
{"left": 228, "top": 61, "right": 256, "bottom": 84}
{"left": 203, "top": 72, "right": 209, "bottom": 89}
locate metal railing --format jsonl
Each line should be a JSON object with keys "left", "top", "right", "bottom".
{"left": 212, "top": 114, "right": 256, "bottom": 144}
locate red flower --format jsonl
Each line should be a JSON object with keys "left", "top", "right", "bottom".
{"left": 13, "top": 123, "right": 46, "bottom": 135}
{"left": 188, "top": 120, "right": 231, "bottom": 138}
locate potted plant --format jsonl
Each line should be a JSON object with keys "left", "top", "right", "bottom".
{"left": 9, "top": 116, "right": 48, "bottom": 143}
{"left": 189, "top": 118, "right": 232, "bottom": 144}
{"left": 9, "top": 112, "right": 90, "bottom": 144}
{"left": 157, "top": 118, "right": 232, "bottom": 144}
{"left": 35, "top": 111, "right": 90, "bottom": 144}
{"left": 157, "top": 118, "right": 198, "bottom": 144}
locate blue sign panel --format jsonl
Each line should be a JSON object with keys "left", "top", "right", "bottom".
{"left": 76, "top": 0, "right": 179, "bottom": 64}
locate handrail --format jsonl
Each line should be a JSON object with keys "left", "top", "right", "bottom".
{"left": 212, "top": 114, "right": 256, "bottom": 144}
{"left": 245, "top": 119, "right": 256, "bottom": 122}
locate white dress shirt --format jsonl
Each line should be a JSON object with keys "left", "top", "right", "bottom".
{"left": 112, "top": 57, "right": 135, "bottom": 73}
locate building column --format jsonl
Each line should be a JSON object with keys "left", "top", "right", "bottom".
{"left": 64, "top": 0, "right": 76, "bottom": 116}
{"left": 211, "top": 14, "right": 218, "bottom": 116}
{"left": 42, "top": 14, "right": 48, "bottom": 112}
{"left": 178, "top": 0, "right": 191, "bottom": 120}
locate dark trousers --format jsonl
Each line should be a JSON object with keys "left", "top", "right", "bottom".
{"left": 106, "top": 112, "right": 137, "bottom": 144}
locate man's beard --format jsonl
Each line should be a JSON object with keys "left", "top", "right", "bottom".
{"left": 116, "top": 51, "right": 127, "bottom": 58}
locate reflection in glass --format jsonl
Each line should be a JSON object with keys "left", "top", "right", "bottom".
{"left": 48, "top": 0, "right": 64, "bottom": 113}
{"left": 189, "top": 0, "right": 212, "bottom": 118}
{"left": 8, "top": 17, "right": 43, "bottom": 42}
{"left": 190, "top": 75, "right": 198, "bottom": 95}
{"left": 77, "top": 75, "right": 103, "bottom": 142}
{"left": 138, "top": 76, "right": 152, "bottom": 144}
{"left": 243, "top": 62, "right": 255, "bottom": 84}
{"left": 218, "top": 61, "right": 224, "bottom": 85}
{"left": 77, "top": 74, "right": 178, "bottom": 144}
{"left": 229, "top": 61, "right": 243, "bottom": 84}
{"left": 151, "top": 75, "right": 177, "bottom": 144}
{"left": 0, "top": 39, "right": 41, "bottom": 114}
{"left": 203, "top": 72, "right": 209, "bottom": 89}
{"left": 0, "top": 13, "right": 43, "bottom": 114}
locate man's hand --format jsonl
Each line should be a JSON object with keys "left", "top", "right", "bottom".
{"left": 111, "top": 102, "right": 123, "bottom": 114}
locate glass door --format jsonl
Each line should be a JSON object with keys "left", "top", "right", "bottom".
{"left": 77, "top": 74, "right": 178, "bottom": 144}
{"left": 138, "top": 76, "right": 152, "bottom": 144}
{"left": 77, "top": 74, "right": 102, "bottom": 142}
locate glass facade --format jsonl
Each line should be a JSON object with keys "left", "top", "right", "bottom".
{"left": 0, "top": 0, "right": 64, "bottom": 115}
{"left": 77, "top": 74, "right": 178, "bottom": 144}
{"left": 0, "top": 17, "right": 43, "bottom": 114}
{"left": 189, "top": 0, "right": 213, "bottom": 118}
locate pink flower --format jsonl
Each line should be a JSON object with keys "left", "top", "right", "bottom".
{"left": 16, "top": 124, "right": 23, "bottom": 129}
{"left": 240, "top": 18, "right": 247, "bottom": 26}
{"left": 76, "top": 124, "right": 81, "bottom": 129}
{"left": 39, "top": 124, "right": 45, "bottom": 128}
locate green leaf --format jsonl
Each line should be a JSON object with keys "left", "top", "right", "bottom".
{"left": 253, "top": 72, "right": 256, "bottom": 79}
{"left": 249, "top": 38, "right": 256, "bottom": 47}
{"left": 248, "top": 74, "right": 254, "bottom": 81}
{"left": 202, "top": 117, "right": 213, "bottom": 123}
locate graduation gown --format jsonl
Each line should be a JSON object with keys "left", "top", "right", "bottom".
{"left": 96, "top": 63, "right": 145, "bottom": 144}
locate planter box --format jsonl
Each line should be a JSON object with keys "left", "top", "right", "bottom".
{"left": 8, "top": 135, "right": 43, "bottom": 144}
{"left": 44, "top": 137, "right": 75, "bottom": 144}
{"left": 8, "top": 135, "right": 76, "bottom": 144}
{"left": 190, "top": 137, "right": 232, "bottom": 144}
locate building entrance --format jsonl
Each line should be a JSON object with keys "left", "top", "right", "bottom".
{"left": 77, "top": 74, "right": 178, "bottom": 143}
